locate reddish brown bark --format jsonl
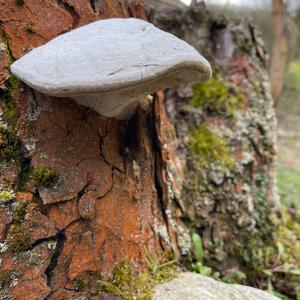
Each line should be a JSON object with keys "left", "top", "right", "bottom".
{"left": 0, "top": 1, "right": 178, "bottom": 299}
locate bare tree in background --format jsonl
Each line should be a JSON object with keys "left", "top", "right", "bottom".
{"left": 270, "top": 0, "right": 289, "bottom": 105}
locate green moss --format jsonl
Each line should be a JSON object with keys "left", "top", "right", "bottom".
{"left": 0, "top": 32, "right": 20, "bottom": 163}
{"left": 0, "top": 24, "right": 31, "bottom": 198}
{"left": 0, "top": 77, "right": 20, "bottom": 151}
{"left": 96, "top": 253, "right": 177, "bottom": 300}
{"left": 0, "top": 99, "right": 31, "bottom": 192}
{"left": 7, "top": 75, "right": 20, "bottom": 96}
{"left": 0, "top": 28, "right": 15, "bottom": 65}
{"left": 15, "top": 0, "right": 24, "bottom": 5}
{"left": 0, "top": 190, "right": 15, "bottom": 203}
{"left": 0, "top": 125, "right": 20, "bottom": 163}
{"left": 25, "top": 22, "right": 34, "bottom": 33}
{"left": 1, "top": 99, "right": 19, "bottom": 128}
{"left": 0, "top": 270, "right": 13, "bottom": 289}
{"left": 12, "top": 202, "right": 28, "bottom": 223}
{"left": 73, "top": 277, "right": 85, "bottom": 291}
{"left": 188, "top": 125, "right": 235, "bottom": 169}
{"left": 0, "top": 28, "right": 20, "bottom": 94}
{"left": 8, "top": 225, "right": 31, "bottom": 252}
{"left": 191, "top": 76, "right": 245, "bottom": 117}
{"left": 31, "top": 167, "right": 59, "bottom": 187}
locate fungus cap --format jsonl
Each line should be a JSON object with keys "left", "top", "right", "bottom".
{"left": 11, "top": 18, "right": 212, "bottom": 119}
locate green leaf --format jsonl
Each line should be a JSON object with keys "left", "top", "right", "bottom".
{"left": 267, "top": 279, "right": 274, "bottom": 294}
{"left": 276, "top": 241, "right": 285, "bottom": 257}
{"left": 263, "top": 269, "right": 273, "bottom": 277}
{"left": 287, "top": 269, "right": 300, "bottom": 276}
{"left": 200, "top": 265, "right": 212, "bottom": 276}
{"left": 296, "top": 287, "right": 300, "bottom": 300}
{"left": 191, "top": 262, "right": 202, "bottom": 273}
{"left": 192, "top": 233, "right": 204, "bottom": 263}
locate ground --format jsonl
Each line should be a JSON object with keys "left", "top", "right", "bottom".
{"left": 276, "top": 59, "right": 300, "bottom": 211}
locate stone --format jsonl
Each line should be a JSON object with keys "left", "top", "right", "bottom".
{"left": 154, "top": 272, "right": 280, "bottom": 300}
{"left": 11, "top": 18, "right": 211, "bottom": 119}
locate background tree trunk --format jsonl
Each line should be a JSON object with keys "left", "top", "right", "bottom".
{"left": 270, "top": 0, "right": 289, "bottom": 105}
{"left": 151, "top": 1, "right": 283, "bottom": 293}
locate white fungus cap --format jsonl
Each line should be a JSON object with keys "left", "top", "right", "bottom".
{"left": 11, "top": 18, "right": 212, "bottom": 120}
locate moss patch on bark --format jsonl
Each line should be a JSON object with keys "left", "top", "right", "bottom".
{"left": 96, "top": 253, "right": 177, "bottom": 300}
{"left": 191, "top": 75, "right": 245, "bottom": 117}
{"left": 188, "top": 124, "right": 235, "bottom": 169}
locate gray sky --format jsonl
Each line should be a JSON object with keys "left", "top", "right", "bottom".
{"left": 180, "top": 0, "right": 259, "bottom": 6}
{"left": 180, "top": 0, "right": 299, "bottom": 13}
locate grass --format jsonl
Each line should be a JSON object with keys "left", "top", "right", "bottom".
{"left": 276, "top": 60, "right": 300, "bottom": 211}
{"left": 190, "top": 207, "right": 300, "bottom": 298}
{"left": 96, "top": 250, "right": 177, "bottom": 299}
{"left": 284, "top": 60, "right": 300, "bottom": 91}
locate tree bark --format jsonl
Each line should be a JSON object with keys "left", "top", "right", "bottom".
{"left": 152, "top": 1, "right": 280, "bottom": 291}
{"left": 0, "top": 1, "right": 181, "bottom": 299}
{"left": 270, "top": 0, "right": 289, "bottom": 105}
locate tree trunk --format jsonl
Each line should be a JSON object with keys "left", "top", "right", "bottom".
{"left": 0, "top": 1, "right": 182, "bottom": 299}
{"left": 270, "top": 0, "right": 289, "bottom": 105}
{"left": 151, "top": 1, "right": 281, "bottom": 292}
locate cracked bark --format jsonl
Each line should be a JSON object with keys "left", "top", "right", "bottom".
{"left": 0, "top": 1, "right": 181, "bottom": 299}
{"left": 44, "top": 231, "right": 66, "bottom": 286}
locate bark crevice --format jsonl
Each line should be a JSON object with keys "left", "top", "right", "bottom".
{"left": 57, "top": 0, "right": 80, "bottom": 29}
{"left": 44, "top": 230, "right": 66, "bottom": 286}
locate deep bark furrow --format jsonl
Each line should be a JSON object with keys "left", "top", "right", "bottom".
{"left": 57, "top": 0, "right": 80, "bottom": 28}
{"left": 44, "top": 231, "right": 66, "bottom": 286}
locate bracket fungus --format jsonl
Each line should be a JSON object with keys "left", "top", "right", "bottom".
{"left": 11, "top": 18, "right": 212, "bottom": 120}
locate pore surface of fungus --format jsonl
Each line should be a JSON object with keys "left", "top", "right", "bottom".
{"left": 11, "top": 18, "right": 211, "bottom": 119}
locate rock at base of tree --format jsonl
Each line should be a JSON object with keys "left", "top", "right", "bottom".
{"left": 154, "top": 272, "right": 280, "bottom": 300}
